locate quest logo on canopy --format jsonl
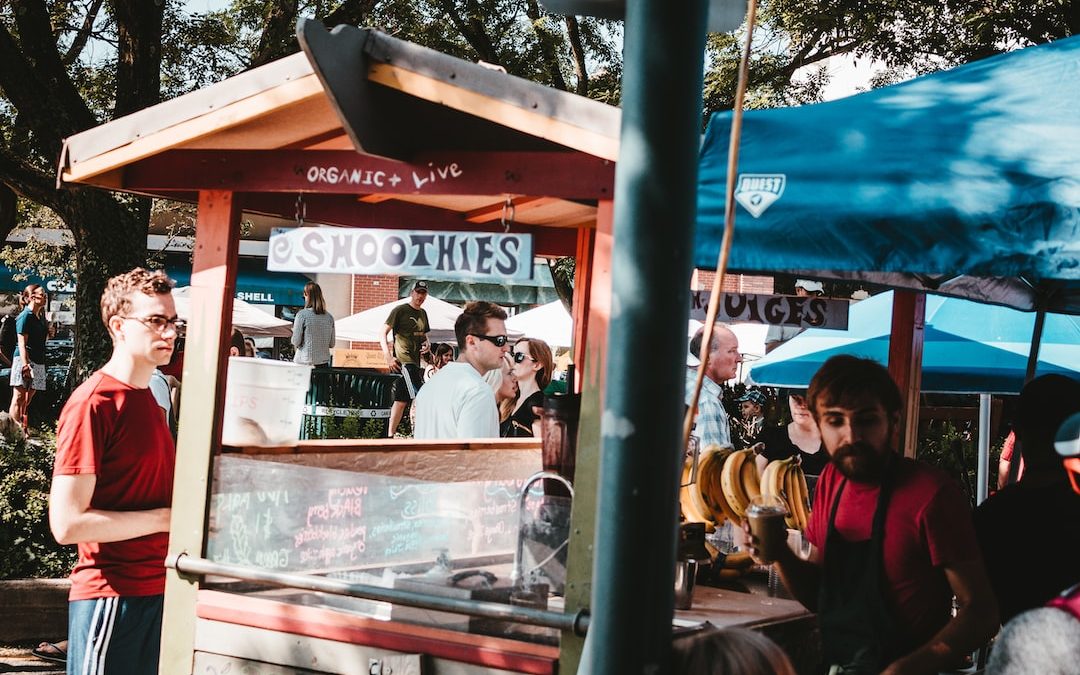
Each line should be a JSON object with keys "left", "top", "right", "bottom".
{"left": 734, "top": 173, "right": 786, "bottom": 218}
{"left": 267, "top": 227, "right": 534, "bottom": 282}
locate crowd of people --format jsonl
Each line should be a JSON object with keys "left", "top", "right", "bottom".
{"left": 378, "top": 283, "right": 558, "bottom": 440}
{"left": 686, "top": 319, "right": 1080, "bottom": 674}
{"left": 21, "top": 268, "right": 1080, "bottom": 674}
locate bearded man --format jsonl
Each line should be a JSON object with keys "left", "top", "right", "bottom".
{"left": 752, "top": 355, "right": 999, "bottom": 675}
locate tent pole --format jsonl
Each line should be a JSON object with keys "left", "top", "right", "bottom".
{"left": 1008, "top": 304, "right": 1047, "bottom": 485}
{"left": 887, "top": 290, "right": 926, "bottom": 458}
{"left": 585, "top": 0, "right": 708, "bottom": 672}
{"left": 977, "top": 394, "right": 991, "bottom": 505}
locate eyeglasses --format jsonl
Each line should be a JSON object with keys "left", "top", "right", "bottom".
{"left": 469, "top": 333, "right": 509, "bottom": 347}
{"left": 120, "top": 315, "right": 185, "bottom": 333}
{"left": 512, "top": 351, "right": 535, "bottom": 364}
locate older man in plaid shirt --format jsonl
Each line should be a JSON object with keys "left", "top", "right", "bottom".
{"left": 685, "top": 324, "right": 741, "bottom": 449}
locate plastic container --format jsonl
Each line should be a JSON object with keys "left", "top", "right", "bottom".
{"left": 221, "top": 357, "right": 312, "bottom": 447}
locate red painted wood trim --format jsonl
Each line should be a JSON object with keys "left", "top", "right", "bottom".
{"left": 571, "top": 226, "right": 595, "bottom": 393}
{"left": 582, "top": 199, "right": 614, "bottom": 398}
{"left": 124, "top": 150, "right": 615, "bottom": 200}
{"left": 226, "top": 437, "right": 542, "bottom": 455}
{"left": 887, "top": 290, "right": 926, "bottom": 458}
{"left": 196, "top": 590, "right": 558, "bottom": 674}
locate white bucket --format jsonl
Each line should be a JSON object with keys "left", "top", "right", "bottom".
{"left": 221, "top": 357, "right": 312, "bottom": 447}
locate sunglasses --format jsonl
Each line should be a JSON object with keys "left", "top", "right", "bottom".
{"left": 512, "top": 351, "right": 535, "bottom": 364}
{"left": 469, "top": 333, "right": 509, "bottom": 347}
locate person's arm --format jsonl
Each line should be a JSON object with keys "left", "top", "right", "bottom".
{"left": 16, "top": 332, "right": 31, "bottom": 372}
{"left": 49, "top": 473, "right": 170, "bottom": 545}
{"left": 880, "top": 559, "right": 999, "bottom": 675}
{"left": 380, "top": 321, "right": 401, "bottom": 372}
{"left": 290, "top": 311, "right": 305, "bottom": 348}
{"left": 772, "top": 539, "right": 823, "bottom": 611}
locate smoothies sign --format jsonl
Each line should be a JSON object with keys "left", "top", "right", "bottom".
{"left": 268, "top": 227, "right": 534, "bottom": 282}
{"left": 690, "top": 290, "right": 849, "bottom": 330}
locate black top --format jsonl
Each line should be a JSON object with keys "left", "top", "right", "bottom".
{"left": 758, "top": 424, "right": 830, "bottom": 476}
{"left": 13, "top": 308, "right": 46, "bottom": 364}
{"left": 501, "top": 390, "right": 545, "bottom": 438}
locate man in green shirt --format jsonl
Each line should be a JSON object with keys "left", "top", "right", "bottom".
{"left": 380, "top": 281, "right": 430, "bottom": 436}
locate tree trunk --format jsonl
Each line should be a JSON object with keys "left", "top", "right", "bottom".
{"left": 61, "top": 188, "right": 149, "bottom": 383}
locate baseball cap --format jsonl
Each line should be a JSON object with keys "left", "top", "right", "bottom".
{"left": 736, "top": 389, "right": 767, "bottom": 407}
{"left": 795, "top": 279, "right": 824, "bottom": 294}
{"left": 412, "top": 280, "right": 429, "bottom": 292}
{"left": 1055, "top": 412, "right": 1080, "bottom": 458}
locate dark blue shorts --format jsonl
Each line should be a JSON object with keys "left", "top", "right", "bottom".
{"left": 68, "top": 595, "right": 163, "bottom": 675}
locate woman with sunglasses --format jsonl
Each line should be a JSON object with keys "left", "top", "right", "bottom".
{"left": 9, "top": 284, "right": 48, "bottom": 428}
{"left": 754, "top": 388, "right": 828, "bottom": 498}
{"left": 505, "top": 337, "right": 554, "bottom": 437}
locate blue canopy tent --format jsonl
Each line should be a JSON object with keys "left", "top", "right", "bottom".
{"left": 695, "top": 36, "right": 1080, "bottom": 495}
{"left": 695, "top": 36, "right": 1080, "bottom": 314}
{"left": 748, "top": 291, "right": 1080, "bottom": 394}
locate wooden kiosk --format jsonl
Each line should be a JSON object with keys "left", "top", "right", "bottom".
{"left": 58, "top": 21, "right": 811, "bottom": 675}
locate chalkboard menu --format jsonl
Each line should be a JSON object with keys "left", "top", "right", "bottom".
{"left": 207, "top": 455, "right": 533, "bottom": 573}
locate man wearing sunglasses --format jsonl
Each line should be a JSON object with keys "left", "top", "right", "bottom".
{"left": 48, "top": 268, "right": 178, "bottom": 675}
{"left": 413, "top": 300, "right": 508, "bottom": 439}
{"left": 974, "top": 374, "right": 1080, "bottom": 623}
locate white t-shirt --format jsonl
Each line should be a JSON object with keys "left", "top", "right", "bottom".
{"left": 413, "top": 362, "right": 499, "bottom": 439}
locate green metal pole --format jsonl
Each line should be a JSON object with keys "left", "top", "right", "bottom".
{"left": 586, "top": 1, "right": 708, "bottom": 673}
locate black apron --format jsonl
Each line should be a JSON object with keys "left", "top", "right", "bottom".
{"left": 818, "top": 464, "right": 902, "bottom": 674}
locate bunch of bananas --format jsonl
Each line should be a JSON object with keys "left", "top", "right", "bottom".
{"left": 717, "top": 448, "right": 761, "bottom": 520}
{"left": 680, "top": 444, "right": 730, "bottom": 525}
{"left": 760, "top": 456, "right": 812, "bottom": 531}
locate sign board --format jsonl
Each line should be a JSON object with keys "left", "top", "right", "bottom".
{"left": 268, "top": 227, "right": 534, "bottom": 283}
{"left": 207, "top": 455, "right": 539, "bottom": 573}
{"left": 690, "top": 291, "right": 849, "bottom": 330}
{"left": 332, "top": 348, "right": 386, "bottom": 369}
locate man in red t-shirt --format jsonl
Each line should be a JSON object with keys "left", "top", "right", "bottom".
{"left": 750, "top": 355, "right": 999, "bottom": 675}
{"left": 49, "top": 268, "right": 178, "bottom": 675}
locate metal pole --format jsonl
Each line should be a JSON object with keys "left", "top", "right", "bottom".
{"left": 587, "top": 0, "right": 708, "bottom": 673}
{"left": 167, "top": 554, "right": 589, "bottom": 635}
{"left": 977, "top": 393, "right": 991, "bottom": 504}
{"left": 1009, "top": 304, "right": 1046, "bottom": 485}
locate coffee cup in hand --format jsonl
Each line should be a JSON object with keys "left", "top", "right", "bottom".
{"left": 745, "top": 494, "right": 788, "bottom": 564}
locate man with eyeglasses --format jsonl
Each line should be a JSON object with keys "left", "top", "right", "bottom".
{"left": 413, "top": 300, "right": 508, "bottom": 439}
{"left": 49, "top": 268, "right": 179, "bottom": 675}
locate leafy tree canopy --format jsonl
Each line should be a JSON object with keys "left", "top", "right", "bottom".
{"left": 0, "top": 0, "right": 1075, "bottom": 384}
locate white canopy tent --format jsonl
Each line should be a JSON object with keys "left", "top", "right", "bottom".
{"left": 172, "top": 286, "right": 292, "bottom": 338}
{"left": 335, "top": 296, "right": 463, "bottom": 343}
{"left": 508, "top": 302, "right": 768, "bottom": 372}
{"left": 505, "top": 301, "right": 574, "bottom": 347}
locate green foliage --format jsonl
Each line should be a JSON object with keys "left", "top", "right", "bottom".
{"left": 0, "top": 427, "right": 77, "bottom": 579}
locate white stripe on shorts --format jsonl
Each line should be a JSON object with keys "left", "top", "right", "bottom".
{"left": 80, "top": 597, "right": 118, "bottom": 675}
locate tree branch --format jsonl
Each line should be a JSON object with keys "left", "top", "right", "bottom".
{"left": 110, "top": 0, "right": 165, "bottom": 117}
{"left": 249, "top": 0, "right": 298, "bottom": 69}
{"left": 0, "top": 146, "right": 61, "bottom": 213}
{"left": 63, "top": 0, "right": 107, "bottom": 66}
{"left": 438, "top": 0, "right": 500, "bottom": 64}
{"left": 523, "top": 0, "right": 567, "bottom": 90}
{"left": 564, "top": 16, "right": 589, "bottom": 95}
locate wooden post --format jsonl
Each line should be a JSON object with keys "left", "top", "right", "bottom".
{"left": 159, "top": 191, "right": 240, "bottom": 675}
{"left": 570, "top": 226, "right": 597, "bottom": 394}
{"left": 888, "top": 290, "right": 926, "bottom": 459}
{"left": 559, "top": 199, "right": 613, "bottom": 674}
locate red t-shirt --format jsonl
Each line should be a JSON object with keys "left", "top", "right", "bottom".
{"left": 54, "top": 371, "right": 175, "bottom": 600}
{"left": 806, "top": 458, "right": 981, "bottom": 650}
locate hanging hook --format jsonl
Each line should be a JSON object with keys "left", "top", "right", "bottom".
{"left": 295, "top": 194, "right": 306, "bottom": 228}
{"left": 500, "top": 196, "right": 515, "bottom": 233}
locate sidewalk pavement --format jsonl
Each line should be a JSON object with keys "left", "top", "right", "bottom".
{"left": 0, "top": 647, "right": 63, "bottom": 674}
